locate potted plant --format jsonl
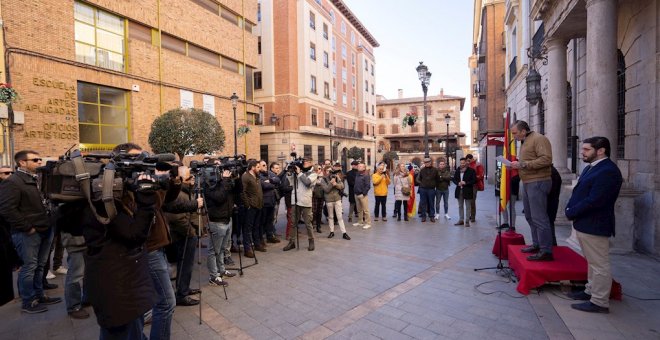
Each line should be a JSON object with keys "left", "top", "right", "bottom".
{"left": 0, "top": 83, "right": 19, "bottom": 104}
{"left": 237, "top": 124, "right": 251, "bottom": 137}
{"left": 401, "top": 112, "right": 418, "bottom": 128}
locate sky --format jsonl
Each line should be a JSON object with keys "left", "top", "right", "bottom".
{"left": 343, "top": 0, "right": 474, "bottom": 139}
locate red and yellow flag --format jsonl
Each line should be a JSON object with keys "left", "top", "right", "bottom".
{"left": 500, "top": 110, "right": 517, "bottom": 212}
{"left": 407, "top": 168, "right": 416, "bottom": 218}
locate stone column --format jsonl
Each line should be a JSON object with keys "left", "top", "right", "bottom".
{"left": 546, "top": 38, "right": 569, "bottom": 172}
{"left": 586, "top": 0, "right": 618, "bottom": 160}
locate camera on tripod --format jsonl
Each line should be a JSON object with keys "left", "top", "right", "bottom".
{"left": 285, "top": 152, "right": 305, "bottom": 174}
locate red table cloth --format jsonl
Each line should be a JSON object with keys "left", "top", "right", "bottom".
{"left": 491, "top": 231, "right": 525, "bottom": 260}
{"left": 508, "top": 245, "right": 588, "bottom": 295}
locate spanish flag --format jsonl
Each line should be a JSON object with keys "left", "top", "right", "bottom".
{"left": 500, "top": 110, "right": 517, "bottom": 212}
{"left": 407, "top": 168, "right": 417, "bottom": 218}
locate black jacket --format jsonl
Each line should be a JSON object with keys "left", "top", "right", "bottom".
{"left": 205, "top": 178, "right": 235, "bottom": 223}
{"left": 277, "top": 171, "right": 293, "bottom": 208}
{"left": 353, "top": 172, "right": 371, "bottom": 196}
{"left": 416, "top": 167, "right": 440, "bottom": 189}
{"left": 0, "top": 171, "right": 50, "bottom": 233}
{"left": 260, "top": 171, "right": 281, "bottom": 207}
{"left": 82, "top": 192, "right": 157, "bottom": 328}
{"left": 162, "top": 186, "right": 199, "bottom": 242}
{"left": 452, "top": 167, "right": 477, "bottom": 199}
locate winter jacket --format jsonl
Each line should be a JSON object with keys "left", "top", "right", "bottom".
{"left": 162, "top": 186, "right": 199, "bottom": 242}
{"left": 320, "top": 175, "right": 344, "bottom": 203}
{"left": 452, "top": 167, "right": 477, "bottom": 200}
{"left": 241, "top": 172, "right": 263, "bottom": 209}
{"left": 293, "top": 170, "right": 317, "bottom": 207}
{"left": 436, "top": 167, "right": 452, "bottom": 191}
{"left": 416, "top": 167, "right": 440, "bottom": 189}
{"left": 260, "top": 171, "right": 281, "bottom": 207}
{"left": 393, "top": 173, "right": 412, "bottom": 201}
{"left": 353, "top": 172, "right": 371, "bottom": 196}
{"left": 372, "top": 172, "right": 391, "bottom": 197}
{"left": 0, "top": 171, "right": 50, "bottom": 233}
{"left": 205, "top": 178, "right": 235, "bottom": 223}
{"left": 518, "top": 131, "right": 553, "bottom": 183}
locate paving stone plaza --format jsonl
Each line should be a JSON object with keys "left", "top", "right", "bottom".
{"left": 1, "top": 187, "right": 658, "bottom": 339}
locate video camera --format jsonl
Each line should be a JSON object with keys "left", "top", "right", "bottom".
{"left": 285, "top": 152, "right": 305, "bottom": 174}
{"left": 189, "top": 154, "right": 247, "bottom": 188}
{"left": 38, "top": 149, "right": 176, "bottom": 203}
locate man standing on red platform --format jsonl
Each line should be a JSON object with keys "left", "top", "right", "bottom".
{"left": 510, "top": 120, "right": 554, "bottom": 261}
{"left": 465, "top": 154, "right": 484, "bottom": 223}
{"left": 565, "top": 137, "right": 622, "bottom": 314}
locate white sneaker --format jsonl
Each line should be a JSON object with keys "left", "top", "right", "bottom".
{"left": 46, "top": 270, "right": 56, "bottom": 279}
{"left": 434, "top": 214, "right": 440, "bottom": 220}
{"left": 352, "top": 223, "right": 363, "bottom": 227}
{"left": 55, "top": 266, "right": 68, "bottom": 275}
{"left": 445, "top": 214, "right": 451, "bottom": 220}
{"left": 362, "top": 224, "right": 372, "bottom": 229}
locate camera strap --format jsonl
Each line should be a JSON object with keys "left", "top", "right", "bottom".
{"left": 72, "top": 153, "right": 117, "bottom": 224}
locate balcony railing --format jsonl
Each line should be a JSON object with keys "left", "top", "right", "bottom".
{"left": 334, "top": 127, "right": 363, "bottom": 139}
{"left": 509, "top": 56, "right": 518, "bottom": 81}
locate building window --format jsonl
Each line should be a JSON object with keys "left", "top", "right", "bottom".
{"left": 352, "top": 98, "right": 356, "bottom": 111}
{"left": 352, "top": 53, "right": 355, "bottom": 66}
{"left": 323, "top": 51, "right": 329, "bottom": 68}
{"left": 323, "top": 23, "right": 328, "bottom": 39}
{"left": 365, "top": 102, "right": 369, "bottom": 114}
{"left": 78, "top": 82, "right": 129, "bottom": 148}
{"left": 304, "top": 144, "right": 312, "bottom": 159}
{"left": 220, "top": 6, "right": 239, "bottom": 26}
{"left": 365, "top": 61, "right": 369, "bottom": 71}
{"left": 391, "top": 124, "right": 399, "bottom": 134}
{"left": 372, "top": 105, "right": 375, "bottom": 116}
{"left": 378, "top": 125, "right": 385, "bottom": 134}
{"left": 341, "top": 20, "right": 346, "bottom": 35}
{"left": 254, "top": 71, "right": 262, "bottom": 90}
{"left": 391, "top": 108, "right": 399, "bottom": 117}
{"left": 257, "top": 3, "right": 261, "bottom": 21}
{"left": 310, "top": 42, "right": 316, "bottom": 60}
{"left": 371, "top": 84, "right": 374, "bottom": 95}
{"left": 260, "top": 145, "right": 268, "bottom": 163}
{"left": 350, "top": 31, "right": 355, "bottom": 45}
{"left": 331, "top": 36, "right": 336, "bottom": 51}
{"left": 371, "top": 64, "right": 374, "bottom": 76}
{"left": 367, "top": 148, "right": 371, "bottom": 165}
{"left": 372, "top": 126, "right": 374, "bottom": 135}
{"left": 311, "top": 108, "right": 318, "bottom": 126}
{"left": 258, "top": 36, "right": 261, "bottom": 54}
{"left": 74, "top": 1, "right": 125, "bottom": 72}
{"left": 310, "top": 75, "right": 317, "bottom": 94}
{"left": 318, "top": 146, "right": 325, "bottom": 163}
{"left": 617, "top": 49, "right": 626, "bottom": 159}
{"left": 341, "top": 44, "right": 347, "bottom": 59}
{"left": 365, "top": 124, "right": 369, "bottom": 135}
{"left": 378, "top": 110, "right": 385, "bottom": 119}
{"left": 342, "top": 94, "right": 347, "bottom": 106}
{"left": 341, "top": 68, "right": 347, "bottom": 82}
{"left": 329, "top": 10, "right": 335, "bottom": 23}
{"left": 352, "top": 75, "right": 356, "bottom": 87}
{"left": 365, "top": 80, "right": 369, "bottom": 92}
{"left": 324, "top": 112, "right": 330, "bottom": 127}
{"left": 323, "top": 82, "right": 330, "bottom": 99}
{"left": 309, "top": 11, "right": 316, "bottom": 29}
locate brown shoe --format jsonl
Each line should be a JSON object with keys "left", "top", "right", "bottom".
{"left": 267, "top": 237, "right": 281, "bottom": 243}
{"left": 521, "top": 245, "right": 540, "bottom": 253}
{"left": 421, "top": 218, "right": 426, "bottom": 222}
{"left": 454, "top": 221, "right": 464, "bottom": 226}
{"left": 527, "top": 252, "right": 554, "bottom": 261}
{"left": 465, "top": 222, "right": 470, "bottom": 227}
{"left": 244, "top": 249, "right": 255, "bottom": 258}
{"left": 255, "top": 244, "right": 267, "bottom": 252}
{"left": 68, "top": 308, "right": 90, "bottom": 319}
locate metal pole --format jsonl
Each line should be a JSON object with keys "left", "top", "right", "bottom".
{"left": 233, "top": 106, "right": 237, "bottom": 156}
{"left": 446, "top": 122, "right": 449, "bottom": 162}
{"left": 329, "top": 126, "right": 332, "bottom": 162}
{"left": 423, "top": 85, "right": 429, "bottom": 158}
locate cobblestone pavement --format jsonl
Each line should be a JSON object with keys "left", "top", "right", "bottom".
{"left": 1, "top": 186, "right": 659, "bottom": 339}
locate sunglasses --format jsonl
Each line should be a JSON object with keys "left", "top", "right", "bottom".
{"left": 0, "top": 171, "right": 13, "bottom": 175}
{"left": 25, "top": 158, "right": 42, "bottom": 163}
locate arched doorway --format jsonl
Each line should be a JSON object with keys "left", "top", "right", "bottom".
{"left": 341, "top": 147, "right": 348, "bottom": 172}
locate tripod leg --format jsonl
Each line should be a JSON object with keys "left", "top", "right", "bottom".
{"left": 237, "top": 235, "right": 244, "bottom": 276}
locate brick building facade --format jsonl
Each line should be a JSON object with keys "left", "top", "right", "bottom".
{"left": 0, "top": 0, "right": 260, "bottom": 164}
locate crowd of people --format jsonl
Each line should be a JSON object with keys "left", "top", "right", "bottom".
{"left": 0, "top": 119, "right": 625, "bottom": 340}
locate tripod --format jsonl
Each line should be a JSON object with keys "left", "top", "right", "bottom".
{"left": 226, "top": 172, "right": 258, "bottom": 275}
{"left": 473, "top": 180, "right": 515, "bottom": 280}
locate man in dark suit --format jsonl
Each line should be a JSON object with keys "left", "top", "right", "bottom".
{"left": 452, "top": 158, "right": 476, "bottom": 226}
{"left": 565, "top": 136, "right": 623, "bottom": 314}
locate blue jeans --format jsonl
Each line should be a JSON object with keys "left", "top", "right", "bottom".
{"left": 12, "top": 228, "right": 53, "bottom": 306}
{"left": 65, "top": 250, "right": 85, "bottom": 312}
{"left": 435, "top": 190, "right": 449, "bottom": 215}
{"left": 174, "top": 236, "right": 197, "bottom": 299}
{"left": 100, "top": 316, "right": 146, "bottom": 340}
{"left": 208, "top": 221, "right": 231, "bottom": 279}
{"left": 146, "top": 250, "right": 175, "bottom": 340}
{"left": 418, "top": 188, "right": 436, "bottom": 218}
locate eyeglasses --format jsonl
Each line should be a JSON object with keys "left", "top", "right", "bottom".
{"left": 25, "top": 158, "right": 42, "bottom": 163}
{"left": 0, "top": 171, "right": 13, "bottom": 175}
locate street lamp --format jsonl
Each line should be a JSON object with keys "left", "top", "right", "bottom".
{"left": 230, "top": 92, "right": 239, "bottom": 156}
{"left": 526, "top": 45, "right": 547, "bottom": 105}
{"left": 416, "top": 61, "right": 432, "bottom": 158}
{"left": 328, "top": 120, "right": 334, "bottom": 162}
{"left": 444, "top": 113, "right": 451, "bottom": 162}
{"left": 372, "top": 135, "right": 377, "bottom": 166}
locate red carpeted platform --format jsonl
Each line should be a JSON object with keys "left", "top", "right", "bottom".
{"left": 492, "top": 231, "right": 525, "bottom": 260}
{"left": 508, "top": 245, "right": 587, "bottom": 295}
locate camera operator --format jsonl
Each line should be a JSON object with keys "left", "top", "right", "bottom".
{"left": 161, "top": 165, "right": 204, "bottom": 306}
{"left": 283, "top": 158, "right": 318, "bottom": 251}
{"left": 240, "top": 159, "right": 264, "bottom": 258}
{"left": 81, "top": 170, "right": 158, "bottom": 339}
{"left": 113, "top": 143, "right": 179, "bottom": 340}
{"left": 204, "top": 166, "right": 236, "bottom": 287}
{"left": 270, "top": 162, "right": 291, "bottom": 241}
{"left": 259, "top": 160, "right": 281, "bottom": 244}
{"left": 0, "top": 150, "right": 61, "bottom": 314}
{"left": 320, "top": 165, "right": 350, "bottom": 240}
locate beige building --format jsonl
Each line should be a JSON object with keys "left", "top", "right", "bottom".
{"left": 254, "top": 0, "right": 379, "bottom": 168}
{"left": 375, "top": 90, "right": 465, "bottom": 166}
{"left": 0, "top": 0, "right": 261, "bottom": 164}
{"left": 470, "top": 0, "right": 507, "bottom": 183}
{"left": 504, "top": 0, "right": 660, "bottom": 254}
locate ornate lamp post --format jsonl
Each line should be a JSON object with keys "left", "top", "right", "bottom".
{"left": 444, "top": 113, "right": 451, "bottom": 162}
{"left": 526, "top": 46, "right": 547, "bottom": 105}
{"left": 328, "top": 120, "right": 334, "bottom": 162}
{"left": 372, "top": 135, "right": 377, "bottom": 166}
{"left": 416, "top": 61, "right": 432, "bottom": 158}
{"left": 230, "top": 92, "right": 239, "bottom": 156}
